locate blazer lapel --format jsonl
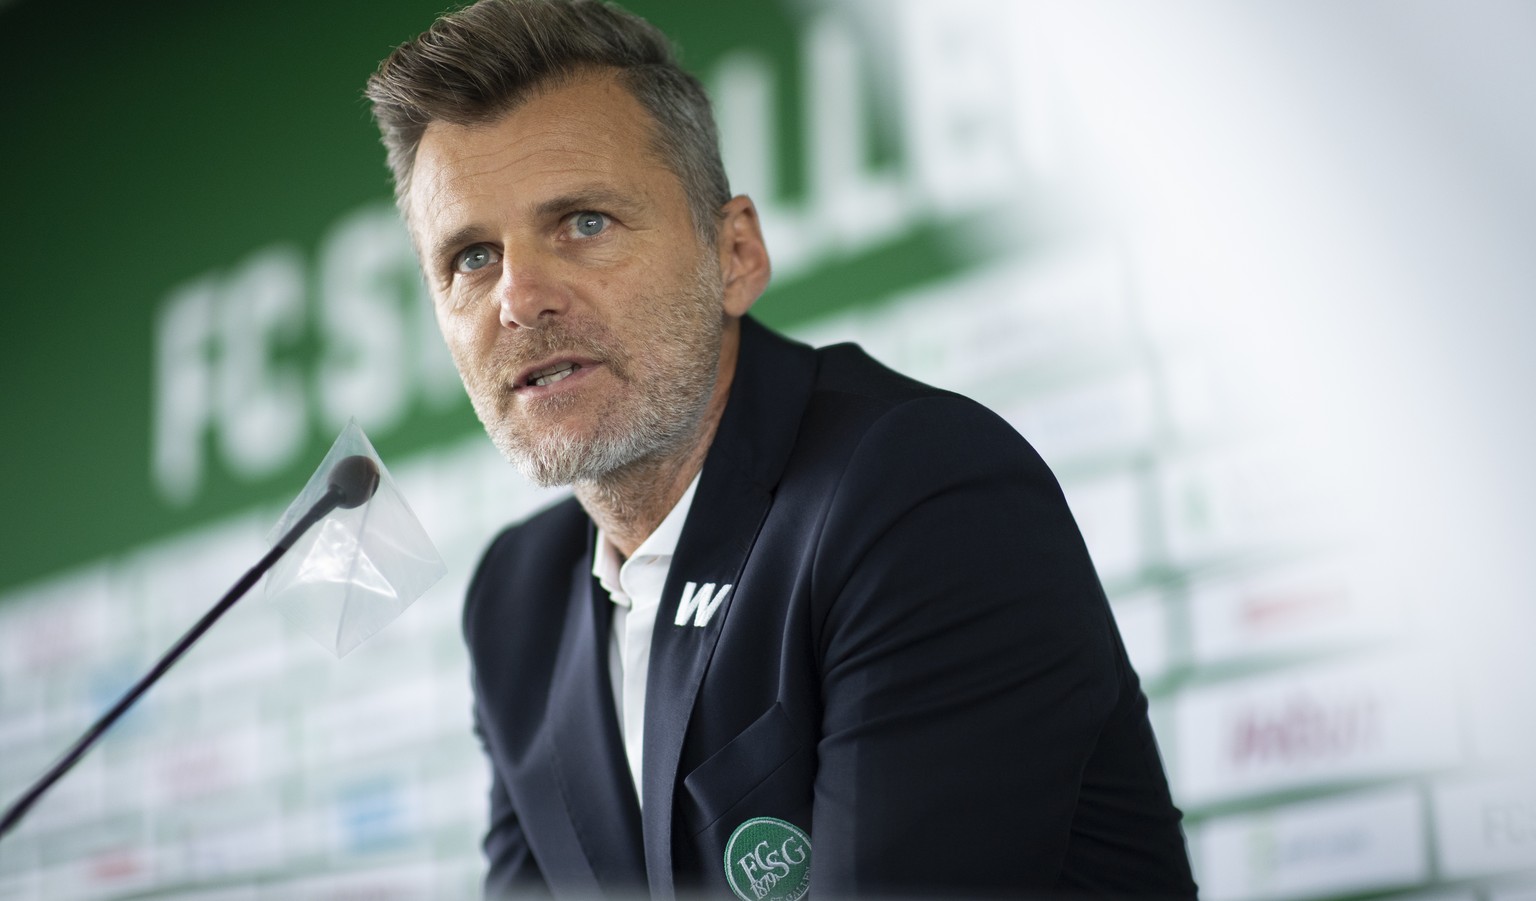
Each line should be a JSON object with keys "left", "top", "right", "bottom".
{"left": 543, "top": 546, "right": 648, "bottom": 890}
{"left": 640, "top": 318, "right": 818, "bottom": 898}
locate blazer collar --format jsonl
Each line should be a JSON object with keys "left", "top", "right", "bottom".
{"left": 705, "top": 316, "right": 820, "bottom": 493}
{"left": 639, "top": 316, "right": 819, "bottom": 897}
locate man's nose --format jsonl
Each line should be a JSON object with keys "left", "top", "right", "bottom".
{"left": 496, "top": 257, "right": 569, "bottom": 329}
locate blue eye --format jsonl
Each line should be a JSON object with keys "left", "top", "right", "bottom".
{"left": 573, "top": 212, "right": 607, "bottom": 237}
{"left": 456, "top": 245, "right": 499, "bottom": 273}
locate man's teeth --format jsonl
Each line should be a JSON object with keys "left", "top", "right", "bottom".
{"left": 530, "top": 363, "right": 578, "bottom": 387}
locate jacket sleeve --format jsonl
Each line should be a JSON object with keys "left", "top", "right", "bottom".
{"left": 474, "top": 700, "right": 552, "bottom": 899}
{"left": 808, "top": 396, "right": 1128, "bottom": 895}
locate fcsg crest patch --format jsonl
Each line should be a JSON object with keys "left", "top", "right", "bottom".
{"left": 723, "top": 817, "right": 812, "bottom": 901}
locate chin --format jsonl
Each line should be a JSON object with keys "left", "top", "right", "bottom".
{"left": 495, "top": 427, "right": 640, "bottom": 488}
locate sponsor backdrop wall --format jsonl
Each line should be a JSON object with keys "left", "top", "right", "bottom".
{"left": 3, "top": 1, "right": 1534, "bottom": 898}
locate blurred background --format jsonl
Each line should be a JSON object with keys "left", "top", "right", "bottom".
{"left": 2, "top": 0, "right": 1534, "bottom": 898}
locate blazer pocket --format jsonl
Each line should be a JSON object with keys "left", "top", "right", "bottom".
{"left": 681, "top": 702, "right": 813, "bottom": 837}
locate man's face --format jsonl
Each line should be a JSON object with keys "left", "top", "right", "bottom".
{"left": 408, "top": 72, "right": 727, "bottom": 486}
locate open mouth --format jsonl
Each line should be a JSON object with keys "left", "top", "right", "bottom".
{"left": 525, "top": 361, "right": 580, "bottom": 388}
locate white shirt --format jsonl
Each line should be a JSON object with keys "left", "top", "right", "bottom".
{"left": 590, "top": 474, "right": 700, "bottom": 807}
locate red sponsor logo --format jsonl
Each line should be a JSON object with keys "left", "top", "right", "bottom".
{"left": 1230, "top": 692, "right": 1380, "bottom": 768}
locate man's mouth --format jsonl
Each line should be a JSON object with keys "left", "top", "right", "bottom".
{"left": 525, "top": 361, "right": 580, "bottom": 388}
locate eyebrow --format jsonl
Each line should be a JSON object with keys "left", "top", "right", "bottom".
{"left": 429, "top": 225, "right": 489, "bottom": 270}
{"left": 532, "top": 188, "right": 643, "bottom": 221}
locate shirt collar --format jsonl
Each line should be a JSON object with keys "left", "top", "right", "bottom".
{"left": 592, "top": 473, "right": 702, "bottom": 607}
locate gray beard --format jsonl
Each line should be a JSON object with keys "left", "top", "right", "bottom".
{"left": 502, "top": 353, "right": 717, "bottom": 488}
{"left": 471, "top": 261, "right": 725, "bottom": 489}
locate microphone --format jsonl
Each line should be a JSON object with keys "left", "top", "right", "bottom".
{"left": 0, "top": 455, "right": 382, "bottom": 840}
{"left": 273, "top": 455, "right": 381, "bottom": 552}
{"left": 329, "top": 454, "right": 382, "bottom": 509}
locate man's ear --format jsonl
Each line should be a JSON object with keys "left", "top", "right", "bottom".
{"left": 716, "top": 195, "right": 771, "bottom": 317}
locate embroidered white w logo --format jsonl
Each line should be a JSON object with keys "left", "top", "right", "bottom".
{"left": 674, "top": 581, "right": 732, "bottom": 628}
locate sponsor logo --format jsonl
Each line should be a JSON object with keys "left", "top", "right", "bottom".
{"left": 724, "top": 817, "right": 811, "bottom": 901}
{"left": 1230, "top": 693, "right": 1380, "bottom": 768}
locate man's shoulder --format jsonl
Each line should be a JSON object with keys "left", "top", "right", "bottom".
{"left": 802, "top": 336, "right": 1037, "bottom": 470}
{"left": 483, "top": 493, "right": 587, "bottom": 561}
{"left": 809, "top": 337, "right": 939, "bottom": 400}
{"left": 463, "top": 494, "right": 588, "bottom": 627}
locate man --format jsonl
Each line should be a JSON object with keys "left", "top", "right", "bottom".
{"left": 367, "top": 1, "right": 1197, "bottom": 897}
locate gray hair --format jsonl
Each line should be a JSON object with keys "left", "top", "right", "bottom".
{"left": 365, "top": 0, "right": 730, "bottom": 240}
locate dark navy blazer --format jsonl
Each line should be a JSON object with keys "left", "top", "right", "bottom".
{"left": 463, "top": 317, "right": 1197, "bottom": 899}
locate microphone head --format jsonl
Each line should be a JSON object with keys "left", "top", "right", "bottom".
{"left": 328, "top": 455, "right": 381, "bottom": 509}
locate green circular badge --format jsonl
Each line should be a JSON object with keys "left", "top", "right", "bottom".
{"left": 723, "top": 817, "right": 812, "bottom": 901}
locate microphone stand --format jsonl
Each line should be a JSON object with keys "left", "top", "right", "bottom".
{"left": 0, "top": 457, "right": 378, "bottom": 840}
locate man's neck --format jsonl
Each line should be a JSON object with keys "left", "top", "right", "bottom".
{"left": 574, "top": 320, "right": 740, "bottom": 558}
{"left": 574, "top": 433, "right": 710, "bottom": 558}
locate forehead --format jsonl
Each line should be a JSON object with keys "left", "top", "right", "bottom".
{"left": 408, "top": 72, "right": 678, "bottom": 230}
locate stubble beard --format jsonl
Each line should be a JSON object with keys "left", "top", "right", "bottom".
{"left": 462, "top": 260, "right": 725, "bottom": 489}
